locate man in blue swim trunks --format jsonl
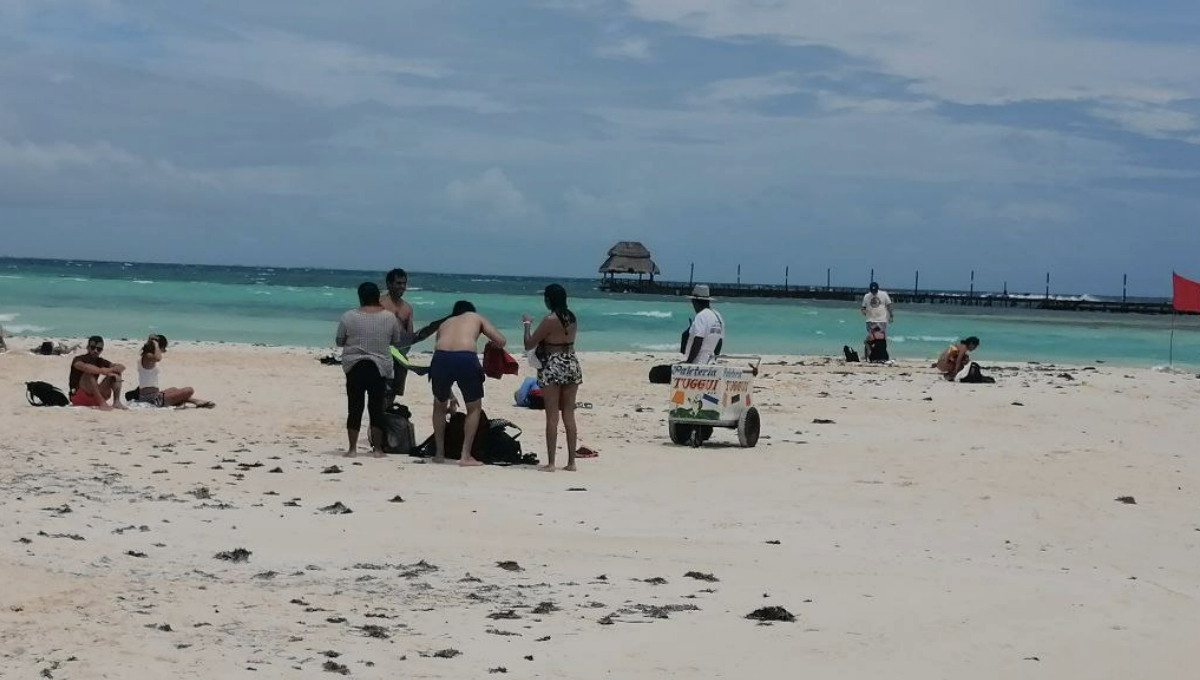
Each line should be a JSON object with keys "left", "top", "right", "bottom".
{"left": 430, "top": 301, "right": 506, "bottom": 466}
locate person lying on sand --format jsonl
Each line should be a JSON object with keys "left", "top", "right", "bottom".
{"left": 32, "top": 340, "right": 81, "bottom": 356}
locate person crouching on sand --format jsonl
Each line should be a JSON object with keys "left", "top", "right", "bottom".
{"left": 430, "top": 300, "right": 506, "bottom": 466}
{"left": 68, "top": 335, "right": 127, "bottom": 410}
{"left": 136, "top": 335, "right": 215, "bottom": 408}
{"left": 336, "top": 282, "right": 406, "bottom": 458}
{"left": 523, "top": 284, "right": 582, "bottom": 472}
{"left": 936, "top": 336, "right": 980, "bottom": 381}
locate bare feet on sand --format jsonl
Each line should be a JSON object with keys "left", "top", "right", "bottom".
{"left": 563, "top": 464, "right": 577, "bottom": 471}
{"left": 459, "top": 457, "right": 484, "bottom": 467}
{"left": 539, "top": 464, "right": 556, "bottom": 472}
{"left": 344, "top": 449, "right": 357, "bottom": 458}
{"left": 372, "top": 450, "right": 385, "bottom": 459}
{"left": 432, "top": 456, "right": 446, "bottom": 464}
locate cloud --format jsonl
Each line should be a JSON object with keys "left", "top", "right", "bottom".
{"left": 445, "top": 168, "right": 538, "bottom": 218}
{"left": 622, "top": 0, "right": 1200, "bottom": 107}
{"left": 596, "top": 36, "right": 652, "bottom": 61}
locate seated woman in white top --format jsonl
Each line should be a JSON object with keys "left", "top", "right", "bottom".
{"left": 138, "top": 335, "right": 214, "bottom": 408}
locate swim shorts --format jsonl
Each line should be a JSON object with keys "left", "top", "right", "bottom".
{"left": 70, "top": 390, "right": 103, "bottom": 407}
{"left": 430, "top": 350, "right": 485, "bottom": 403}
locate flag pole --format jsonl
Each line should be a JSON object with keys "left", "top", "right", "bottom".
{"left": 1169, "top": 311, "right": 1176, "bottom": 368}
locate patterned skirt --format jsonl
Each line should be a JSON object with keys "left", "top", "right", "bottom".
{"left": 538, "top": 352, "right": 583, "bottom": 387}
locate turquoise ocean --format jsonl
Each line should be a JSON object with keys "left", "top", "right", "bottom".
{"left": 1, "top": 258, "right": 1197, "bottom": 368}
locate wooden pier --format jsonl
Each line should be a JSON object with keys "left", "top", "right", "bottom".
{"left": 598, "top": 279, "right": 1181, "bottom": 315}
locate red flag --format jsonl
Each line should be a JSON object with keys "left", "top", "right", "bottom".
{"left": 1173, "top": 272, "right": 1200, "bottom": 313}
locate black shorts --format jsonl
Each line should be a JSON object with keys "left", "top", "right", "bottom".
{"left": 429, "top": 350, "right": 484, "bottom": 403}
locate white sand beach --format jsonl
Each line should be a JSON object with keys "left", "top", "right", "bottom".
{"left": 2, "top": 341, "right": 1200, "bottom": 679}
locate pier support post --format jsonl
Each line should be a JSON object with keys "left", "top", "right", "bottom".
{"left": 689, "top": 263, "right": 694, "bottom": 287}
{"left": 826, "top": 268, "right": 831, "bottom": 291}
{"left": 914, "top": 270, "right": 919, "bottom": 296}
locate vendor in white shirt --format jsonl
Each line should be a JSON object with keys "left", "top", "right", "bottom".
{"left": 683, "top": 284, "right": 725, "bottom": 364}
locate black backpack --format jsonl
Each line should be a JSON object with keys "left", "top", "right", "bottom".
{"left": 381, "top": 405, "right": 417, "bottom": 454}
{"left": 27, "top": 381, "right": 70, "bottom": 407}
{"left": 478, "top": 419, "right": 528, "bottom": 466}
{"left": 843, "top": 345, "right": 860, "bottom": 363}
{"left": 648, "top": 364, "right": 673, "bottom": 384}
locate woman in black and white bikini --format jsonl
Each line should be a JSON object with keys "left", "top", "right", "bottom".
{"left": 137, "top": 335, "right": 215, "bottom": 408}
{"left": 522, "top": 284, "right": 583, "bottom": 471}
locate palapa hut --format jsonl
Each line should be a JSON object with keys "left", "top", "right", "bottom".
{"left": 598, "top": 241, "right": 660, "bottom": 286}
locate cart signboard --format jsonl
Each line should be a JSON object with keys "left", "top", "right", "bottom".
{"left": 668, "top": 363, "right": 754, "bottom": 424}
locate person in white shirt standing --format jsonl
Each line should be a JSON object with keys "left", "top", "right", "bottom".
{"left": 860, "top": 281, "right": 894, "bottom": 362}
{"left": 684, "top": 284, "right": 724, "bottom": 364}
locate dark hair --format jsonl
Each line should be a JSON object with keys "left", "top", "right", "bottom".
{"left": 963, "top": 336, "right": 980, "bottom": 347}
{"left": 452, "top": 300, "right": 476, "bottom": 315}
{"left": 88, "top": 335, "right": 103, "bottom": 345}
{"left": 543, "top": 284, "right": 576, "bottom": 328}
{"left": 142, "top": 334, "right": 168, "bottom": 356}
{"left": 386, "top": 268, "right": 408, "bottom": 284}
{"left": 869, "top": 281, "right": 880, "bottom": 290}
{"left": 358, "top": 282, "right": 381, "bottom": 306}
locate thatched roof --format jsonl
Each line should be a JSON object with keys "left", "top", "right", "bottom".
{"left": 607, "top": 241, "right": 651, "bottom": 258}
{"left": 599, "top": 241, "right": 659, "bottom": 275}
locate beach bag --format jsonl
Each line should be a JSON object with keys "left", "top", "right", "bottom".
{"left": 478, "top": 419, "right": 526, "bottom": 465}
{"left": 866, "top": 338, "right": 889, "bottom": 363}
{"left": 649, "top": 364, "right": 673, "bottom": 384}
{"left": 959, "top": 362, "right": 995, "bottom": 384}
{"left": 415, "top": 410, "right": 488, "bottom": 460}
{"left": 843, "top": 345, "right": 860, "bottom": 363}
{"left": 381, "top": 406, "right": 417, "bottom": 455}
{"left": 36, "top": 341, "right": 55, "bottom": 356}
{"left": 26, "top": 381, "right": 69, "bottom": 407}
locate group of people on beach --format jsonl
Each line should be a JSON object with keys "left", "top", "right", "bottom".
{"left": 60, "top": 334, "right": 213, "bottom": 410}
{"left": 335, "top": 268, "right": 585, "bottom": 471}
{"left": 860, "top": 281, "right": 986, "bottom": 381}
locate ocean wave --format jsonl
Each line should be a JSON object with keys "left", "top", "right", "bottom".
{"left": 0, "top": 313, "right": 16, "bottom": 322}
{"left": 0, "top": 274, "right": 23, "bottom": 279}
{"left": 253, "top": 290, "right": 272, "bottom": 295}
{"left": 633, "top": 343, "right": 679, "bottom": 351}
{"left": 6, "top": 324, "right": 50, "bottom": 333}
{"left": 603, "top": 310, "right": 673, "bottom": 319}
{"left": 131, "top": 280, "right": 154, "bottom": 284}
{"left": 471, "top": 278, "right": 501, "bottom": 283}
{"left": 888, "top": 335, "right": 957, "bottom": 344}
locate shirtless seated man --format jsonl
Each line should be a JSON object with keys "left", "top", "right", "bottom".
{"left": 429, "top": 301, "right": 506, "bottom": 467}
{"left": 69, "top": 335, "right": 127, "bottom": 410}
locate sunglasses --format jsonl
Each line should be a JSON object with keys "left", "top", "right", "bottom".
{"left": 88, "top": 344, "right": 103, "bottom": 351}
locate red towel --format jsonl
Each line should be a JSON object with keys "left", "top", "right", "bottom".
{"left": 482, "top": 342, "right": 519, "bottom": 379}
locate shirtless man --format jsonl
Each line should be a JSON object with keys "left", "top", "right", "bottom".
{"left": 381, "top": 268, "right": 414, "bottom": 400}
{"left": 430, "top": 301, "right": 506, "bottom": 467}
{"left": 68, "top": 335, "right": 127, "bottom": 410}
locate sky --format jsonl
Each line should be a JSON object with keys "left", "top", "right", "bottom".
{"left": 1, "top": 0, "right": 1199, "bottom": 295}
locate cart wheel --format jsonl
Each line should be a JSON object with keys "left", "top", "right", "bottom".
{"left": 737, "top": 408, "right": 760, "bottom": 448}
{"left": 669, "top": 421, "right": 693, "bottom": 445}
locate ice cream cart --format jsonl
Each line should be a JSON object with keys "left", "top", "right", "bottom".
{"left": 666, "top": 356, "right": 761, "bottom": 447}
